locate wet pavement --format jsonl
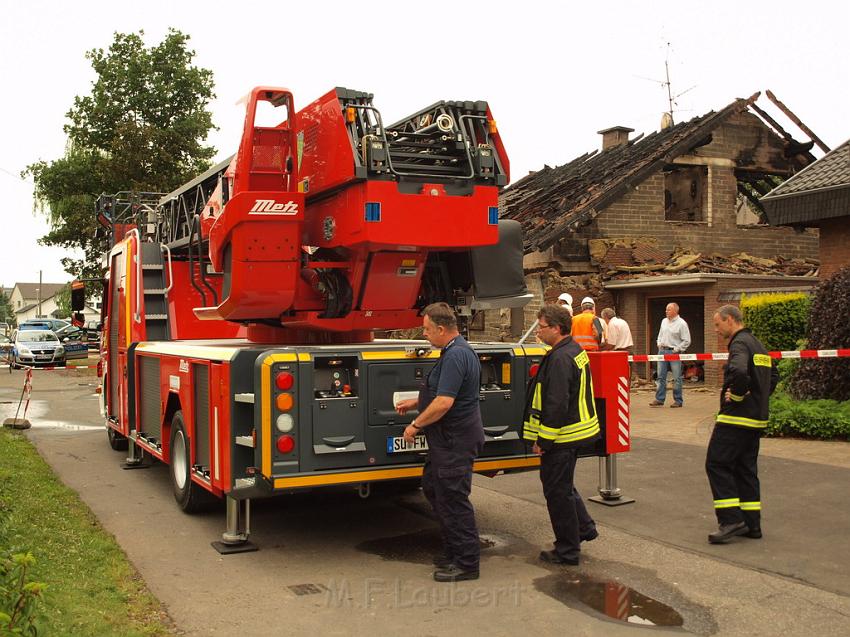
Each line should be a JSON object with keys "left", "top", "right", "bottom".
{"left": 3, "top": 369, "right": 850, "bottom": 636}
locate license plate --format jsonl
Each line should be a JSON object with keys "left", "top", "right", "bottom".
{"left": 387, "top": 435, "right": 428, "bottom": 454}
{"left": 36, "top": 354, "right": 52, "bottom": 360}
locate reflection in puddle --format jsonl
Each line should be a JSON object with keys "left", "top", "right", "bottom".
{"left": 356, "top": 528, "right": 498, "bottom": 564}
{"left": 535, "top": 573, "right": 684, "bottom": 627}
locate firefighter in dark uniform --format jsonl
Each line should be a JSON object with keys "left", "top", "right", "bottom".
{"left": 395, "top": 302, "right": 485, "bottom": 582}
{"left": 524, "top": 304, "right": 600, "bottom": 565}
{"left": 706, "top": 304, "right": 779, "bottom": 543}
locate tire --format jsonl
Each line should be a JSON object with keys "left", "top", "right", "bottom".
{"left": 106, "top": 425, "right": 129, "bottom": 451}
{"left": 169, "top": 410, "right": 214, "bottom": 513}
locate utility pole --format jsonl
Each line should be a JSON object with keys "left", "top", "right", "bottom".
{"left": 37, "top": 270, "right": 42, "bottom": 317}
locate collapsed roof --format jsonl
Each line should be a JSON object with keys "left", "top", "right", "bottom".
{"left": 501, "top": 91, "right": 819, "bottom": 252}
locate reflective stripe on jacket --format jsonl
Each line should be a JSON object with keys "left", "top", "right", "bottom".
{"left": 716, "top": 328, "right": 779, "bottom": 430}
{"left": 571, "top": 311, "right": 600, "bottom": 351}
{"left": 523, "top": 337, "right": 600, "bottom": 447}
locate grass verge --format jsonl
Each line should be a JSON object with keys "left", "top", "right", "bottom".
{"left": 0, "top": 428, "right": 175, "bottom": 636}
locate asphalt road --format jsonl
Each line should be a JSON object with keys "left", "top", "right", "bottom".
{"left": 2, "top": 369, "right": 849, "bottom": 636}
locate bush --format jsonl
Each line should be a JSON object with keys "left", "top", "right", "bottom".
{"left": 789, "top": 266, "right": 850, "bottom": 400}
{"left": 740, "top": 292, "right": 810, "bottom": 352}
{"left": 767, "top": 388, "right": 850, "bottom": 439}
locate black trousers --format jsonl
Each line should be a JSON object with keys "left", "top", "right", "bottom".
{"left": 705, "top": 424, "right": 761, "bottom": 527}
{"left": 421, "top": 429, "right": 483, "bottom": 571}
{"left": 540, "top": 446, "right": 596, "bottom": 560}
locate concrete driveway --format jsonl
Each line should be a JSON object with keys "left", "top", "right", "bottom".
{"left": 3, "top": 369, "right": 849, "bottom": 636}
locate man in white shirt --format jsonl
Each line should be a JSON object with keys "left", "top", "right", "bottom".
{"left": 650, "top": 302, "right": 691, "bottom": 408}
{"left": 601, "top": 308, "right": 634, "bottom": 381}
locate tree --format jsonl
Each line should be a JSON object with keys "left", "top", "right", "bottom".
{"left": 788, "top": 266, "right": 850, "bottom": 401}
{"left": 0, "top": 291, "right": 13, "bottom": 325}
{"left": 53, "top": 284, "right": 72, "bottom": 318}
{"left": 25, "top": 29, "right": 217, "bottom": 279}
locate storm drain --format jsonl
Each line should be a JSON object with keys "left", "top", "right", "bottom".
{"left": 288, "top": 583, "right": 328, "bottom": 596}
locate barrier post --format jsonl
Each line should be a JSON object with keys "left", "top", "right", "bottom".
{"left": 588, "top": 351, "right": 635, "bottom": 506}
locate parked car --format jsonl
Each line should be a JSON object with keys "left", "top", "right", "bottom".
{"left": 84, "top": 320, "right": 102, "bottom": 340}
{"left": 54, "top": 325, "right": 89, "bottom": 360}
{"left": 0, "top": 334, "right": 12, "bottom": 360}
{"left": 12, "top": 330, "right": 65, "bottom": 367}
{"left": 19, "top": 318, "right": 70, "bottom": 332}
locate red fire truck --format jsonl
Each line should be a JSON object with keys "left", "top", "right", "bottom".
{"left": 80, "top": 86, "right": 629, "bottom": 552}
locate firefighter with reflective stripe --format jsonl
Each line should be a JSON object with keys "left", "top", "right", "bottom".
{"left": 571, "top": 297, "right": 603, "bottom": 351}
{"left": 706, "top": 304, "right": 779, "bottom": 544}
{"left": 524, "top": 304, "right": 600, "bottom": 564}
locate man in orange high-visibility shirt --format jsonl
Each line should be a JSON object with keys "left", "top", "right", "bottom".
{"left": 570, "top": 297, "right": 603, "bottom": 351}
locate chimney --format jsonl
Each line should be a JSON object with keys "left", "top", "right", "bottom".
{"left": 597, "top": 126, "right": 634, "bottom": 151}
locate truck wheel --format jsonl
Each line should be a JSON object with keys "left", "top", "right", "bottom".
{"left": 107, "top": 426, "right": 128, "bottom": 451}
{"left": 170, "top": 410, "right": 214, "bottom": 513}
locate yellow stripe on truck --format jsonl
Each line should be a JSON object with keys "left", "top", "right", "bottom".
{"left": 261, "top": 362, "right": 271, "bottom": 478}
{"left": 125, "top": 247, "right": 133, "bottom": 347}
{"left": 260, "top": 352, "right": 299, "bottom": 478}
{"left": 272, "top": 456, "right": 541, "bottom": 489}
{"left": 361, "top": 350, "right": 441, "bottom": 360}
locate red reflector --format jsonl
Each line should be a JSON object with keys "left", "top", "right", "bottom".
{"left": 276, "top": 435, "right": 295, "bottom": 454}
{"left": 97, "top": 359, "right": 104, "bottom": 377}
{"left": 275, "top": 371, "right": 294, "bottom": 390}
{"left": 529, "top": 363, "right": 539, "bottom": 377}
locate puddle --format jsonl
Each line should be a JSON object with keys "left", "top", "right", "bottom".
{"left": 29, "top": 420, "right": 101, "bottom": 431}
{"left": 535, "top": 573, "right": 683, "bottom": 627}
{"left": 0, "top": 400, "right": 101, "bottom": 431}
{"left": 356, "top": 528, "right": 499, "bottom": 564}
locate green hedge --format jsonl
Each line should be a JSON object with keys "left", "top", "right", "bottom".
{"left": 740, "top": 292, "right": 810, "bottom": 352}
{"left": 767, "top": 389, "right": 850, "bottom": 440}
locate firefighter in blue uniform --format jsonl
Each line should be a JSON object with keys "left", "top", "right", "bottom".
{"left": 395, "top": 302, "right": 485, "bottom": 582}
{"left": 524, "top": 304, "right": 600, "bottom": 565}
{"left": 706, "top": 304, "right": 779, "bottom": 543}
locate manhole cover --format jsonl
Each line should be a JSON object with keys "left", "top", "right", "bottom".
{"left": 288, "top": 583, "right": 328, "bottom": 596}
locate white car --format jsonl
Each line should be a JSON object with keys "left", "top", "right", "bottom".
{"left": 12, "top": 330, "right": 65, "bottom": 367}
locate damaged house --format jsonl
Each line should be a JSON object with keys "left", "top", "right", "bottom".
{"left": 472, "top": 91, "right": 823, "bottom": 385}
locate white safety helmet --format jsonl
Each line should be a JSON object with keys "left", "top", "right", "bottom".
{"left": 581, "top": 296, "right": 595, "bottom": 308}
{"left": 556, "top": 293, "right": 573, "bottom": 305}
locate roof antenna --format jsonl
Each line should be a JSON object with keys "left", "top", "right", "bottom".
{"left": 636, "top": 41, "right": 697, "bottom": 129}
{"left": 662, "top": 42, "right": 697, "bottom": 126}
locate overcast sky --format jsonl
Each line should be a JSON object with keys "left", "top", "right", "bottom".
{"left": 1, "top": 0, "right": 847, "bottom": 288}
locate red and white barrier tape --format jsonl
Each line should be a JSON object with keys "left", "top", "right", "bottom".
{"left": 629, "top": 349, "right": 850, "bottom": 363}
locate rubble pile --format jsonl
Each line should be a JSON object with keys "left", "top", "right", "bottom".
{"left": 589, "top": 239, "right": 819, "bottom": 279}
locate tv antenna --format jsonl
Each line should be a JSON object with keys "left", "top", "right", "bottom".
{"left": 635, "top": 41, "right": 696, "bottom": 126}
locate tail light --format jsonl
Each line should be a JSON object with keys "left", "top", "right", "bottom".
{"left": 276, "top": 435, "right": 295, "bottom": 454}
{"left": 275, "top": 371, "right": 294, "bottom": 390}
{"left": 97, "top": 358, "right": 104, "bottom": 377}
{"left": 529, "top": 363, "right": 540, "bottom": 378}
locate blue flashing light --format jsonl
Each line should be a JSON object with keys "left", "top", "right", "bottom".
{"left": 365, "top": 202, "right": 382, "bottom": 222}
{"left": 488, "top": 206, "right": 499, "bottom": 225}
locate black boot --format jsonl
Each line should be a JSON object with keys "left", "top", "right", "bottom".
{"left": 708, "top": 521, "right": 748, "bottom": 544}
{"left": 433, "top": 564, "right": 479, "bottom": 582}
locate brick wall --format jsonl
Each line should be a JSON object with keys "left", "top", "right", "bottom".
{"left": 818, "top": 217, "right": 850, "bottom": 279}
{"left": 592, "top": 111, "right": 820, "bottom": 260}
{"left": 594, "top": 169, "right": 819, "bottom": 260}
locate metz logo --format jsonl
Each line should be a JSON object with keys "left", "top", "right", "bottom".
{"left": 249, "top": 199, "right": 299, "bottom": 215}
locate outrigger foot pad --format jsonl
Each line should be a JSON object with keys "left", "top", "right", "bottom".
{"left": 211, "top": 541, "right": 258, "bottom": 555}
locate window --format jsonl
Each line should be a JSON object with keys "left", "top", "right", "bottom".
{"left": 664, "top": 166, "right": 708, "bottom": 222}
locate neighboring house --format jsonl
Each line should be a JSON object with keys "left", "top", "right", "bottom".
{"left": 475, "top": 91, "right": 823, "bottom": 385}
{"left": 9, "top": 282, "right": 68, "bottom": 324}
{"left": 762, "top": 138, "right": 850, "bottom": 279}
